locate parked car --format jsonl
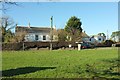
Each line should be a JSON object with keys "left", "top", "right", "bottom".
{"left": 81, "top": 42, "right": 95, "bottom": 49}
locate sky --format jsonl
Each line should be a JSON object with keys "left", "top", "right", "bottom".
{"left": 4, "top": 2, "right": 118, "bottom": 37}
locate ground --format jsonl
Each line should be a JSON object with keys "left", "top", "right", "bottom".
{"left": 1, "top": 47, "right": 119, "bottom": 79}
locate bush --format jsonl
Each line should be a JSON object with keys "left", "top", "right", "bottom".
{"left": 115, "top": 42, "right": 120, "bottom": 47}
{"left": 103, "top": 40, "right": 115, "bottom": 47}
{"left": 96, "top": 40, "right": 115, "bottom": 47}
{"left": 2, "top": 42, "right": 23, "bottom": 50}
{"left": 2, "top": 41, "right": 79, "bottom": 51}
{"left": 96, "top": 43, "right": 106, "bottom": 47}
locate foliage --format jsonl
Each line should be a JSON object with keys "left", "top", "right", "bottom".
{"left": 65, "top": 16, "right": 82, "bottom": 42}
{"left": 98, "top": 33, "right": 106, "bottom": 37}
{"left": 52, "top": 29, "right": 58, "bottom": 41}
{"left": 57, "top": 29, "right": 68, "bottom": 42}
{"left": 2, "top": 42, "right": 23, "bottom": 50}
{"left": 14, "top": 31, "right": 27, "bottom": 42}
{"left": 2, "top": 42, "right": 77, "bottom": 50}
{"left": 111, "top": 31, "right": 120, "bottom": 42}
{"left": 4, "top": 29, "right": 14, "bottom": 43}
{"left": 2, "top": 48, "right": 118, "bottom": 78}
{"left": 0, "top": 0, "right": 19, "bottom": 13}
{"left": 0, "top": 16, "right": 27, "bottom": 43}
{"left": 103, "top": 40, "right": 115, "bottom": 46}
{"left": 65, "top": 16, "right": 82, "bottom": 34}
{"left": 0, "top": 16, "right": 15, "bottom": 43}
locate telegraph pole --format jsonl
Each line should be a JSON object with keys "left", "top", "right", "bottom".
{"left": 50, "top": 16, "right": 53, "bottom": 50}
{"left": 107, "top": 30, "right": 109, "bottom": 40}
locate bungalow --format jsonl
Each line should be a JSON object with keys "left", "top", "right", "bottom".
{"left": 81, "top": 32, "right": 106, "bottom": 44}
{"left": 111, "top": 36, "right": 119, "bottom": 42}
{"left": 15, "top": 24, "right": 58, "bottom": 42}
{"left": 111, "top": 31, "right": 120, "bottom": 42}
{"left": 81, "top": 32, "right": 97, "bottom": 45}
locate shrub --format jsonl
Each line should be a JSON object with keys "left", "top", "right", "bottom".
{"left": 2, "top": 41, "right": 78, "bottom": 51}
{"left": 103, "top": 40, "right": 115, "bottom": 47}
{"left": 2, "top": 42, "right": 23, "bottom": 50}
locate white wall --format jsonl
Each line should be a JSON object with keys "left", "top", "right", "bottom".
{"left": 25, "top": 34, "right": 35, "bottom": 41}
{"left": 94, "top": 36, "right": 106, "bottom": 43}
{"left": 24, "top": 32, "right": 51, "bottom": 42}
{"left": 82, "top": 37, "right": 98, "bottom": 45}
{"left": 111, "top": 36, "right": 119, "bottom": 42}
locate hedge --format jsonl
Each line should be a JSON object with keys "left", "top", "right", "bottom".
{"left": 2, "top": 42, "right": 23, "bottom": 51}
{"left": 2, "top": 41, "right": 78, "bottom": 51}
{"left": 2, "top": 41, "right": 117, "bottom": 51}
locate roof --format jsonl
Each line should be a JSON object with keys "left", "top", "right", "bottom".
{"left": 81, "top": 32, "right": 89, "bottom": 38}
{"left": 15, "top": 26, "right": 53, "bottom": 33}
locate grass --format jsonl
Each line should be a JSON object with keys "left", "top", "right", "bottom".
{"left": 1, "top": 48, "right": 119, "bottom": 78}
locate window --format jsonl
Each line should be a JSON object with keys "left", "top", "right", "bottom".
{"left": 89, "top": 38, "right": 91, "bottom": 41}
{"left": 35, "top": 35, "right": 38, "bottom": 40}
{"left": 98, "top": 38, "right": 101, "bottom": 41}
{"left": 43, "top": 35, "right": 46, "bottom": 40}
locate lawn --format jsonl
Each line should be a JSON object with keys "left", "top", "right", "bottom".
{"left": 1, "top": 48, "right": 119, "bottom": 79}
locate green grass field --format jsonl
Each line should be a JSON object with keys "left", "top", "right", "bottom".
{"left": 1, "top": 48, "right": 119, "bottom": 79}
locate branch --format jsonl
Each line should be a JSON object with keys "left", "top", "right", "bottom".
{"left": 0, "top": 0, "right": 20, "bottom": 13}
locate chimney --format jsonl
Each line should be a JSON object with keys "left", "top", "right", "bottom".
{"left": 53, "top": 25, "right": 56, "bottom": 29}
{"left": 28, "top": 22, "right": 30, "bottom": 28}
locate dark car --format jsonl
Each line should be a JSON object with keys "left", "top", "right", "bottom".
{"left": 81, "top": 42, "right": 95, "bottom": 49}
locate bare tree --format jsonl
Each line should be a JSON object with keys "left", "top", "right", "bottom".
{"left": 0, "top": 16, "right": 15, "bottom": 42}
{"left": 0, "top": 0, "right": 19, "bottom": 13}
{"left": 11, "top": 31, "right": 27, "bottom": 43}
{"left": 0, "top": 16, "right": 15, "bottom": 31}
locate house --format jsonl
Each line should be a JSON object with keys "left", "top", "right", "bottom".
{"left": 111, "top": 31, "right": 120, "bottom": 42}
{"left": 81, "top": 32, "right": 106, "bottom": 44}
{"left": 81, "top": 32, "right": 97, "bottom": 44}
{"left": 15, "top": 24, "right": 58, "bottom": 42}
{"left": 81, "top": 31, "right": 90, "bottom": 42}
{"left": 111, "top": 36, "right": 119, "bottom": 42}
{"left": 90, "top": 33, "right": 106, "bottom": 44}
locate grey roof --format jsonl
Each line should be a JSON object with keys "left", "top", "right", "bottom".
{"left": 16, "top": 26, "right": 51, "bottom": 33}
{"left": 81, "top": 32, "right": 89, "bottom": 38}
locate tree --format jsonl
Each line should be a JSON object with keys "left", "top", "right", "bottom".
{"left": 98, "top": 33, "right": 106, "bottom": 37}
{"left": 65, "top": 16, "right": 82, "bottom": 42}
{"left": 0, "top": 0, "right": 19, "bottom": 13}
{"left": 14, "top": 31, "right": 27, "bottom": 42}
{"left": 0, "top": 16, "right": 15, "bottom": 43}
{"left": 57, "top": 29, "right": 68, "bottom": 42}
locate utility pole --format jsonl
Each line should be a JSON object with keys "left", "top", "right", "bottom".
{"left": 107, "top": 30, "right": 109, "bottom": 40}
{"left": 50, "top": 16, "right": 53, "bottom": 50}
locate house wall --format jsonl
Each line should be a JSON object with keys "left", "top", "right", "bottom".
{"left": 82, "top": 37, "right": 98, "bottom": 45}
{"left": 82, "top": 35, "right": 106, "bottom": 44}
{"left": 82, "top": 38, "right": 89, "bottom": 42}
{"left": 94, "top": 36, "right": 106, "bottom": 43}
{"left": 89, "top": 38, "right": 97, "bottom": 44}
{"left": 24, "top": 32, "right": 51, "bottom": 42}
{"left": 111, "top": 36, "right": 119, "bottom": 42}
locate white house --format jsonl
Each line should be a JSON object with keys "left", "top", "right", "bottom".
{"left": 111, "top": 36, "right": 119, "bottom": 42}
{"left": 94, "top": 35, "right": 106, "bottom": 43}
{"left": 111, "top": 31, "right": 120, "bottom": 42}
{"left": 81, "top": 32, "right": 106, "bottom": 45}
{"left": 15, "top": 25, "right": 58, "bottom": 42}
{"left": 88, "top": 33, "right": 106, "bottom": 44}
{"left": 81, "top": 32, "right": 97, "bottom": 44}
